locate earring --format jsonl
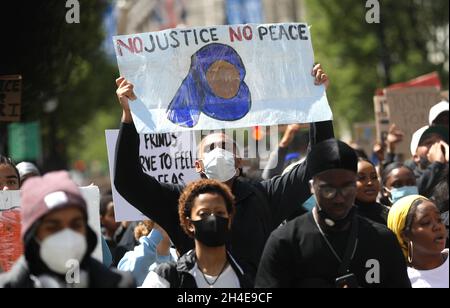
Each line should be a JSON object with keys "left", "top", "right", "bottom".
{"left": 407, "top": 241, "right": 414, "bottom": 264}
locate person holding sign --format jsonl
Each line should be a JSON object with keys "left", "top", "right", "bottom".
{"left": 114, "top": 64, "right": 333, "bottom": 280}
{"left": 141, "top": 179, "right": 252, "bottom": 288}
{"left": 0, "top": 171, "right": 135, "bottom": 288}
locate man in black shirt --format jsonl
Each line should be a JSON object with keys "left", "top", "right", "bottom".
{"left": 114, "top": 65, "right": 332, "bottom": 280}
{"left": 255, "top": 139, "right": 411, "bottom": 288}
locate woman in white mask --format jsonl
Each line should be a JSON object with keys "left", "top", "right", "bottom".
{"left": 0, "top": 171, "right": 135, "bottom": 288}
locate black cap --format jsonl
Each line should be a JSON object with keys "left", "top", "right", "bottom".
{"left": 307, "top": 139, "right": 358, "bottom": 177}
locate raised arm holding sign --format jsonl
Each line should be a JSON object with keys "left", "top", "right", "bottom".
{"left": 114, "top": 57, "right": 333, "bottom": 281}
{"left": 113, "top": 23, "right": 331, "bottom": 134}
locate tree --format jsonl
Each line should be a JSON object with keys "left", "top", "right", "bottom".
{"left": 304, "top": 0, "right": 449, "bottom": 135}
{"left": 0, "top": 0, "right": 116, "bottom": 170}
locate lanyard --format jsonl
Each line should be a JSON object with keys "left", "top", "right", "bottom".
{"left": 313, "top": 212, "right": 359, "bottom": 275}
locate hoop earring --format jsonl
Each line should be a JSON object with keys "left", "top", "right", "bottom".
{"left": 407, "top": 241, "right": 414, "bottom": 264}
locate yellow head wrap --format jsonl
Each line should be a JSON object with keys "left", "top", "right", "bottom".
{"left": 387, "top": 194, "right": 429, "bottom": 260}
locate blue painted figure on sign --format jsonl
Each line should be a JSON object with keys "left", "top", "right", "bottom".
{"left": 167, "top": 43, "right": 251, "bottom": 128}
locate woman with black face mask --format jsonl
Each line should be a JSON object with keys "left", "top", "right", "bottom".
{"left": 141, "top": 179, "right": 253, "bottom": 288}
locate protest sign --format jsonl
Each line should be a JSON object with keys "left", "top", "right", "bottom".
{"left": 386, "top": 87, "right": 441, "bottom": 158}
{"left": 353, "top": 122, "right": 376, "bottom": 158}
{"left": 113, "top": 23, "right": 331, "bottom": 133}
{"left": 0, "top": 191, "right": 22, "bottom": 272}
{"left": 373, "top": 95, "right": 390, "bottom": 145}
{"left": 0, "top": 75, "right": 21, "bottom": 122}
{"left": 442, "top": 90, "right": 448, "bottom": 101}
{"left": 0, "top": 187, "right": 102, "bottom": 272}
{"left": 105, "top": 129, "right": 199, "bottom": 221}
{"left": 80, "top": 186, "right": 103, "bottom": 262}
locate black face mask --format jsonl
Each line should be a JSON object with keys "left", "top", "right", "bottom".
{"left": 418, "top": 156, "right": 430, "bottom": 169}
{"left": 191, "top": 215, "right": 230, "bottom": 247}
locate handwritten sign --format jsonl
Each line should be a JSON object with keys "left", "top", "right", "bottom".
{"left": 105, "top": 129, "right": 199, "bottom": 221}
{"left": 113, "top": 23, "right": 331, "bottom": 133}
{"left": 386, "top": 87, "right": 441, "bottom": 159}
{"left": 0, "top": 75, "right": 21, "bottom": 122}
{"left": 353, "top": 122, "right": 376, "bottom": 159}
{"left": 373, "top": 95, "right": 390, "bottom": 146}
{"left": 0, "top": 191, "right": 22, "bottom": 272}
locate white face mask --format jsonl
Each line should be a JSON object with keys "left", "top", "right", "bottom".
{"left": 39, "top": 229, "right": 87, "bottom": 275}
{"left": 202, "top": 147, "right": 237, "bottom": 182}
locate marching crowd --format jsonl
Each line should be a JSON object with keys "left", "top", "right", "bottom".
{"left": 0, "top": 65, "right": 448, "bottom": 288}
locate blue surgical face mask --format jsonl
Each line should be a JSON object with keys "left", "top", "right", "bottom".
{"left": 388, "top": 186, "right": 419, "bottom": 204}
{"left": 302, "top": 195, "right": 316, "bottom": 212}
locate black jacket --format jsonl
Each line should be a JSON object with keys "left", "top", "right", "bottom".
{"left": 114, "top": 121, "right": 334, "bottom": 278}
{"left": 405, "top": 160, "right": 448, "bottom": 198}
{"left": 355, "top": 200, "right": 389, "bottom": 225}
{"left": 0, "top": 256, "right": 135, "bottom": 288}
{"left": 149, "top": 250, "right": 253, "bottom": 288}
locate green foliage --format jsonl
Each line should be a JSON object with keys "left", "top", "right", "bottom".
{"left": 1, "top": 0, "right": 118, "bottom": 169}
{"left": 67, "top": 107, "right": 120, "bottom": 173}
{"left": 304, "top": 0, "right": 449, "bottom": 135}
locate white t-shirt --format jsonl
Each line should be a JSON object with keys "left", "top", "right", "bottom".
{"left": 191, "top": 263, "right": 240, "bottom": 288}
{"left": 408, "top": 249, "right": 449, "bottom": 288}
{"left": 140, "top": 262, "right": 241, "bottom": 288}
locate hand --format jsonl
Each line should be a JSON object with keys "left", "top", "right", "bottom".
{"left": 143, "top": 220, "right": 155, "bottom": 232}
{"left": 279, "top": 124, "right": 306, "bottom": 148}
{"left": 386, "top": 124, "right": 404, "bottom": 153}
{"left": 116, "top": 77, "right": 137, "bottom": 123}
{"left": 312, "top": 63, "right": 329, "bottom": 89}
{"left": 427, "top": 142, "right": 446, "bottom": 164}
{"left": 373, "top": 142, "right": 385, "bottom": 162}
{"left": 134, "top": 222, "right": 150, "bottom": 241}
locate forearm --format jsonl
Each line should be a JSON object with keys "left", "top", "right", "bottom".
{"left": 114, "top": 122, "right": 169, "bottom": 218}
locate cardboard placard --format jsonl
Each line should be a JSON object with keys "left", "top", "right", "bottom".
{"left": 353, "top": 122, "right": 376, "bottom": 158}
{"left": 0, "top": 75, "right": 21, "bottom": 122}
{"left": 386, "top": 87, "right": 441, "bottom": 158}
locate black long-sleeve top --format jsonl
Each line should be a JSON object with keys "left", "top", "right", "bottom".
{"left": 114, "top": 120, "right": 334, "bottom": 278}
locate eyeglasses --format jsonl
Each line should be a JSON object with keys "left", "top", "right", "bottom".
{"left": 318, "top": 184, "right": 357, "bottom": 199}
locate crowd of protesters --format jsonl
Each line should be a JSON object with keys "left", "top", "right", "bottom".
{"left": 0, "top": 64, "right": 448, "bottom": 288}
